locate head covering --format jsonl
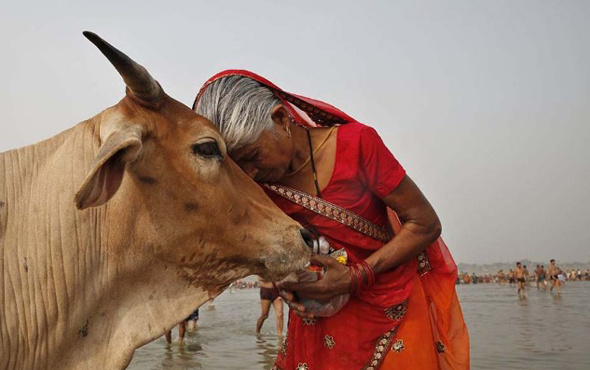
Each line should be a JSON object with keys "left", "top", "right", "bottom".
{"left": 193, "top": 69, "right": 355, "bottom": 127}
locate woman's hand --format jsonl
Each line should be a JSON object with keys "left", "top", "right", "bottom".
{"left": 278, "top": 255, "right": 352, "bottom": 302}
{"left": 278, "top": 290, "right": 315, "bottom": 319}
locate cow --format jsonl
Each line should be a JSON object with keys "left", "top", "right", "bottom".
{"left": 0, "top": 32, "right": 311, "bottom": 369}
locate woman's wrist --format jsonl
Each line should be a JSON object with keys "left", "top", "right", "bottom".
{"left": 348, "top": 260, "right": 376, "bottom": 294}
{"left": 358, "top": 260, "right": 376, "bottom": 288}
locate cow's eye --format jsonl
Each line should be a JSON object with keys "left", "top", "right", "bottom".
{"left": 191, "top": 140, "right": 223, "bottom": 159}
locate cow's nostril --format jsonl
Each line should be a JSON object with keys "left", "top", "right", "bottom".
{"left": 300, "top": 228, "right": 314, "bottom": 248}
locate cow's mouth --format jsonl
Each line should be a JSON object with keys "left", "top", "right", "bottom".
{"left": 259, "top": 249, "right": 310, "bottom": 282}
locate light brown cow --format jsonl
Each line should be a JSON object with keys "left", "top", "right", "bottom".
{"left": 0, "top": 32, "right": 310, "bottom": 369}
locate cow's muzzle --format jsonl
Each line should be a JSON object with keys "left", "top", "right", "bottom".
{"left": 261, "top": 227, "right": 311, "bottom": 281}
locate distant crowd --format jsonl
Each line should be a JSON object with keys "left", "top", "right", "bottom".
{"left": 458, "top": 263, "right": 589, "bottom": 285}
{"left": 228, "top": 279, "right": 260, "bottom": 290}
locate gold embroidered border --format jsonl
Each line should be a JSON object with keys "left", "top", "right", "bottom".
{"left": 384, "top": 300, "right": 408, "bottom": 321}
{"left": 265, "top": 184, "right": 393, "bottom": 243}
{"left": 417, "top": 251, "right": 432, "bottom": 275}
{"left": 361, "top": 326, "right": 399, "bottom": 370}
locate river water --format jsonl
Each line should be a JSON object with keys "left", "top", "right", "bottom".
{"left": 128, "top": 282, "right": 590, "bottom": 369}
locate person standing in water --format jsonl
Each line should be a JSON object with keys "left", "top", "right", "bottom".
{"left": 548, "top": 259, "right": 561, "bottom": 294}
{"left": 164, "top": 308, "right": 200, "bottom": 344}
{"left": 508, "top": 269, "right": 515, "bottom": 286}
{"left": 523, "top": 265, "right": 530, "bottom": 286}
{"left": 256, "top": 276, "right": 284, "bottom": 337}
{"left": 536, "top": 265, "right": 547, "bottom": 290}
{"left": 165, "top": 321, "right": 187, "bottom": 345}
{"left": 186, "top": 308, "right": 199, "bottom": 330}
{"left": 515, "top": 262, "right": 526, "bottom": 297}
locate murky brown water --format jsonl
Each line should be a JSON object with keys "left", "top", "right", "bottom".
{"left": 128, "top": 282, "right": 590, "bottom": 369}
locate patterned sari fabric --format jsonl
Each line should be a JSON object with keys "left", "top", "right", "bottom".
{"left": 194, "top": 71, "right": 469, "bottom": 370}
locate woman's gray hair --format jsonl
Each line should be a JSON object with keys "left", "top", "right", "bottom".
{"left": 195, "top": 75, "right": 282, "bottom": 151}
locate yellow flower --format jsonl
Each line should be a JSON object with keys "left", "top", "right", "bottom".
{"left": 335, "top": 255, "right": 347, "bottom": 264}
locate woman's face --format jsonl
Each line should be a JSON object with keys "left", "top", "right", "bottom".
{"left": 230, "top": 120, "right": 294, "bottom": 183}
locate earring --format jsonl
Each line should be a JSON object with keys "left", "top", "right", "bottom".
{"left": 285, "top": 125, "right": 292, "bottom": 138}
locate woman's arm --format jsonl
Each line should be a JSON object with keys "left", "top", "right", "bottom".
{"left": 279, "top": 175, "right": 441, "bottom": 305}
{"left": 365, "top": 175, "right": 441, "bottom": 274}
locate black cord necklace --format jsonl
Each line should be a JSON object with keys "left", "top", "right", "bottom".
{"left": 305, "top": 128, "right": 323, "bottom": 198}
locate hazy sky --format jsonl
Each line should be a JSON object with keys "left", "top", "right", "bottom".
{"left": 1, "top": 1, "right": 588, "bottom": 264}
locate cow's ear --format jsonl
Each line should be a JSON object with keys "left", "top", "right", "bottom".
{"left": 75, "top": 126, "right": 143, "bottom": 210}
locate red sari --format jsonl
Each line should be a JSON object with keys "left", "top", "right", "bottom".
{"left": 194, "top": 71, "right": 469, "bottom": 370}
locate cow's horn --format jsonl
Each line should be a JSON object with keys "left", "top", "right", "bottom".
{"left": 83, "top": 31, "right": 161, "bottom": 103}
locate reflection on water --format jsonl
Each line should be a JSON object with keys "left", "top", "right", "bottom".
{"left": 256, "top": 335, "right": 283, "bottom": 369}
{"left": 129, "top": 282, "right": 590, "bottom": 370}
{"left": 460, "top": 282, "right": 590, "bottom": 370}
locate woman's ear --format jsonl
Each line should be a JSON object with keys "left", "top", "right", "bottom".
{"left": 271, "top": 105, "right": 291, "bottom": 127}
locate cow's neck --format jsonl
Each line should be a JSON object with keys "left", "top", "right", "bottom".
{"left": 56, "top": 242, "right": 213, "bottom": 369}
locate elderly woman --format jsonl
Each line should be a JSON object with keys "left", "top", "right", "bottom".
{"left": 193, "top": 70, "right": 469, "bottom": 370}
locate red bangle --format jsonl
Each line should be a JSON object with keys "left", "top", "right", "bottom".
{"left": 350, "top": 261, "right": 377, "bottom": 294}
{"left": 356, "top": 264, "right": 364, "bottom": 292}
{"left": 349, "top": 264, "right": 362, "bottom": 294}
{"left": 358, "top": 260, "right": 376, "bottom": 288}
{"left": 354, "top": 263, "right": 365, "bottom": 290}
{"left": 352, "top": 264, "right": 360, "bottom": 294}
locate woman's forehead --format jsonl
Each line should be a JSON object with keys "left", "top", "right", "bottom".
{"left": 229, "top": 128, "right": 280, "bottom": 164}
